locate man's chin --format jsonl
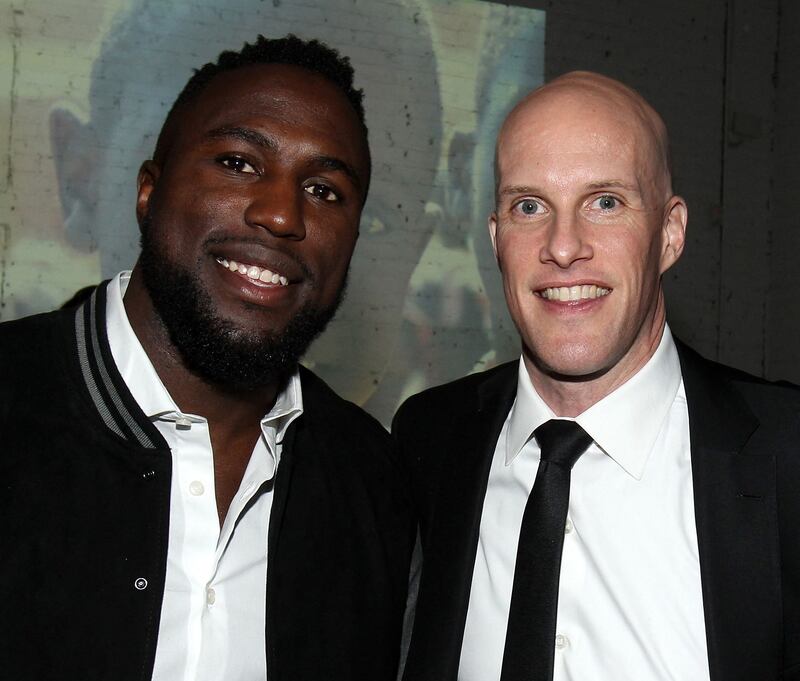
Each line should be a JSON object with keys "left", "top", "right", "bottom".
{"left": 523, "top": 345, "right": 614, "bottom": 384}
{"left": 158, "top": 300, "right": 338, "bottom": 392}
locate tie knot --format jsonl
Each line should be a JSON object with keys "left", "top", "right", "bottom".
{"left": 534, "top": 420, "right": 592, "bottom": 470}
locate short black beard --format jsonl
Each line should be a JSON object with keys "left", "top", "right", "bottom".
{"left": 138, "top": 218, "right": 345, "bottom": 393}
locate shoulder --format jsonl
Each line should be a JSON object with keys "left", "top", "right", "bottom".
{"left": 676, "top": 340, "right": 800, "bottom": 419}
{"left": 0, "top": 309, "right": 81, "bottom": 451}
{"left": 0, "top": 308, "right": 74, "bottom": 378}
{"left": 394, "top": 360, "right": 518, "bottom": 429}
{"left": 0, "top": 307, "right": 70, "bottom": 342}
{"left": 723, "top": 365, "right": 800, "bottom": 414}
{"left": 292, "top": 367, "right": 409, "bottom": 514}
{"left": 297, "top": 365, "right": 389, "bottom": 447}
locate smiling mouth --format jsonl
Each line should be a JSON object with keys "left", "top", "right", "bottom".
{"left": 537, "top": 285, "right": 611, "bottom": 301}
{"left": 216, "top": 256, "right": 289, "bottom": 287}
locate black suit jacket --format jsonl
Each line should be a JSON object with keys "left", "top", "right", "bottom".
{"left": 0, "top": 283, "right": 413, "bottom": 681}
{"left": 393, "top": 341, "right": 800, "bottom": 681}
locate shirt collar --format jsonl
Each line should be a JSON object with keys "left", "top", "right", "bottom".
{"left": 105, "top": 271, "right": 303, "bottom": 437}
{"left": 505, "top": 359, "right": 556, "bottom": 466}
{"left": 505, "top": 325, "right": 681, "bottom": 480}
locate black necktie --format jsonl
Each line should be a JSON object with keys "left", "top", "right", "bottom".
{"left": 499, "top": 419, "right": 593, "bottom": 681}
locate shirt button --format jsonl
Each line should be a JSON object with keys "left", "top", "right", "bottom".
{"left": 555, "top": 634, "right": 569, "bottom": 649}
{"left": 189, "top": 480, "right": 205, "bottom": 496}
{"left": 206, "top": 587, "right": 216, "bottom": 605}
{"left": 564, "top": 518, "right": 574, "bottom": 534}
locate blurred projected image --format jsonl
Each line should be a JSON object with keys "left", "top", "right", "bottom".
{"left": 6, "top": 0, "right": 544, "bottom": 424}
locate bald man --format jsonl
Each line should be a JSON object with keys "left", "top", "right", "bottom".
{"left": 394, "top": 72, "right": 800, "bottom": 681}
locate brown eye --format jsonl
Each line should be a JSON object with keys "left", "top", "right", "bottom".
{"left": 304, "top": 184, "right": 339, "bottom": 202}
{"left": 218, "top": 156, "right": 256, "bottom": 174}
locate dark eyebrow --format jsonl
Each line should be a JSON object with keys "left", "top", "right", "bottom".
{"left": 206, "top": 125, "right": 362, "bottom": 191}
{"left": 309, "top": 155, "right": 362, "bottom": 190}
{"left": 206, "top": 125, "right": 278, "bottom": 151}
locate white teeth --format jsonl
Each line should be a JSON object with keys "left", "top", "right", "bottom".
{"left": 539, "top": 285, "right": 610, "bottom": 301}
{"left": 215, "top": 257, "right": 289, "bottom": 286}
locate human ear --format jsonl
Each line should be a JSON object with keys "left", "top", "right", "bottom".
{"left": 659, "top": 196, "right": 687, "bottom": 274}
{"left": 488, "top": 212, "right": 500, "bottom": 266}
{"left": 136, "top": 160, "right": 161, "bottom": 229}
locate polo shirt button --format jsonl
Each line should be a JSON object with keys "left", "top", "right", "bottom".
{"left": 555, "top": 634, "right": 569, "bottom": 649}
{"left": 134, "top": 577, "right": 148, "bottom": 590}
{"left": 189, "top": 480, "right": 205, "bottom": 496}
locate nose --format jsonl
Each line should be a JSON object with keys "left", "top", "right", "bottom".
{"left": 243, "top": 179, "right": 306, "bottom": 240}
{"left": 539, "top": 210, "right": 593, "bottom": 268}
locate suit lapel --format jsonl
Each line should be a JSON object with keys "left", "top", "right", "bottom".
{"left": 678, "top": 343, "right": 781, "bottom": 680}
{"left": 403, "top": 364, "right": 517, "bottom": 681}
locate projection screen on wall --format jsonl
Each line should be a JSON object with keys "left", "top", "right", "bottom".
{"left": 2, "top": 0, "right": 545, "bottom": 424}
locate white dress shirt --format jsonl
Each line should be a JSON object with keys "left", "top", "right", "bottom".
{"left": 106, "top": 272, "right": 303, "bottom": 681}
{"left": 458, "top": 326, "right": 711, "bottom": 681}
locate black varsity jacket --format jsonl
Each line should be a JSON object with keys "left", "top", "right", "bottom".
{"left": 0, "top": 282, "right": 413, "bottom": 681}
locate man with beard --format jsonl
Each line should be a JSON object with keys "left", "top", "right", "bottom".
{"left": 0, "top": 35, "right": 412, "bottom": 681}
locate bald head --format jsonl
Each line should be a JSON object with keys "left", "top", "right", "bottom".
{"left": 495, "top": 71, "right": 673, "bottom": 205}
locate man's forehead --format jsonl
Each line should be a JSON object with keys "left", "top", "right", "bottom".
{"left": 502, "top": 82, "right": 650, "bottom": 149}
{"left": 514, "top": 71, "right": 662, "bottom": 126}
{"left": 496, "top": 72, "right": 671, "bottom": 196}
{"left": 497, "top": 102, "right": 643, "bottom": 179}
{"left": 161, "top": 64, "right": 369, "bottom": 175}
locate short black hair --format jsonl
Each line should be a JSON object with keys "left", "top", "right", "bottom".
{"left": 153, "top": 34, "right": 369, "bottom": 173}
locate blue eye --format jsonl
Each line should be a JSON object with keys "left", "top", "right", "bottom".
{"left": 595, "top": 195, "right": 617, "bottom": 210}
{"left": 518, "top": 200, "right": 540, "bottom": 215}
